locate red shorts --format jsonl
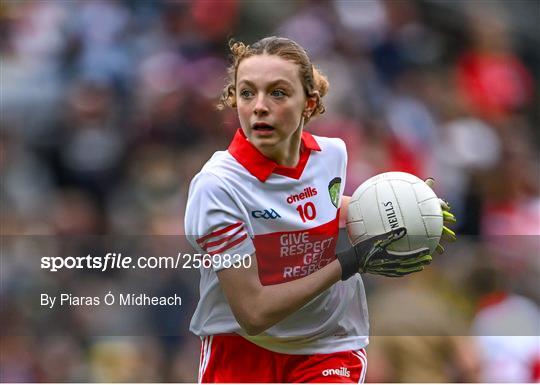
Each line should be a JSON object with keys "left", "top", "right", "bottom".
{"left": 199, "top": 334, "right": 367, "bottom": 383}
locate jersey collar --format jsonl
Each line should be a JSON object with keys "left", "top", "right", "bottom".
{"left": 228, "top": 128, "right": 321, "bottom": 183}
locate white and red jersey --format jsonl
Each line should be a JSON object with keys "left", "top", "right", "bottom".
{"left": 185, "top": 129, "right": 369, "bottom": 354}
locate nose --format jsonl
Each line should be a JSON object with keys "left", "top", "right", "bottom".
{"left": 253, "top": 93, "right": 269, "bottom": 116}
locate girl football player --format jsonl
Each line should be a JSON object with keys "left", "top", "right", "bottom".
{"left": 185, "top": 36, "right": 454, "bottom": 383}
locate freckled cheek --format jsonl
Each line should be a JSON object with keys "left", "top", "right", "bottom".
{"left": 282, "top": 109, "right": 302, "bottom": 129}
{"left": 237, "top": 104, "right": 251, "bottom": 124}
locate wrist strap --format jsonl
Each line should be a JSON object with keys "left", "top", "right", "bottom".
{"left": 336, "top": 248, "right": 360, "bottom": 280}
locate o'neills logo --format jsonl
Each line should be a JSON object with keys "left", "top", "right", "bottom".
{"left": 286, "top": 187, "right": 317, "bottom": 204}
{"left": 383, "top": 201, "right": 400, "bottom": 229}
{"left": 322, "top": 367, "right": 350, "bottom": 377}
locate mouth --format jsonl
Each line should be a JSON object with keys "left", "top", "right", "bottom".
{"left": 252, "top": 122, "right": 275, "bottom": 132}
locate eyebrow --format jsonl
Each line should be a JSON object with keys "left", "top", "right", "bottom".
{"left": 237, "top": 79, "right": 294, "bottom": 88}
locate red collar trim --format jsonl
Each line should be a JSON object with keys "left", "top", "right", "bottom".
{"left": 228, "top": 128, "right": 321, "bottom": 182}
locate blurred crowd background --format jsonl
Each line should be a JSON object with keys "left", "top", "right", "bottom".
{"left": 1, "top": 0, "right": 539, "bottom": 382}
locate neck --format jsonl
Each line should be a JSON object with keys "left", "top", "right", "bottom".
{"left": 268, "top": 127, "right": 303, "bottom": 167}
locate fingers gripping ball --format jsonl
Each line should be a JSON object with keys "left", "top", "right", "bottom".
{"left": 425, "top": 177, "right": 457, "bottom": 254}
{"left": 346, "top": 172, "right": 444, "bottom": 255}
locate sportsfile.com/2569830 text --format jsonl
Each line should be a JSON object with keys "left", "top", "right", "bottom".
{"left": 40, "top": 253, "right": 252, "bottom": 272}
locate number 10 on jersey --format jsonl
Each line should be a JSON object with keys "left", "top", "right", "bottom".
{"left": 296, "top": 202, "right": 317, "bottom": 222}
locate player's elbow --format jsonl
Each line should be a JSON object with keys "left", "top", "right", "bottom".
{"left": 232, "top": 303, "right": 271, "bottom": 335}
{"left": 238, "top": 312, "right": 268, "bottom": 336}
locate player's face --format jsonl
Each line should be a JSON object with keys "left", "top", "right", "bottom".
{"left": 236, "top": 54, "right": 310, "bottom": 161}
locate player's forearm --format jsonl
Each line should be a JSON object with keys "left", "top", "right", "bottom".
{"left": 242, "top": 259, "right": 342, "bottom": 335}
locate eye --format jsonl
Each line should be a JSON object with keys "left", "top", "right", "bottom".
{"left": 239, "top": 89, "right": 254, "bottom": 99}
{"left": 271, "top": 89, "right": 286, "bottom": 98}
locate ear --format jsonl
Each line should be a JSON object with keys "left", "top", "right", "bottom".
{"left": 304, "top": 91, "right": 319, "bottom": 117}
{"left": 229, "top": 86, "right": 237, "bottom": 108}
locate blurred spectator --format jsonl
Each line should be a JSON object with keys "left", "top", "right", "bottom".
{"left": 56, "top": 79, "right": 126, "bottom": 206}
{"left": 480, "top": 127, "right": 540, "bottom": 237}
{"left": 366, "top": 270, "right": 480, "bottom": 382}
{"left": 88, "top": 338, "right": 164, "bottom": 382}
{"left": 456, "top": 5, "right": 534, "bottom": 122}
{"left": 467, "top": 264, "right": 540, "bottom": 382}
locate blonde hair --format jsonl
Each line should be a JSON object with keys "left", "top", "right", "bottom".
{"left": 218, "top": 36, "right": 329, "bottom": 123}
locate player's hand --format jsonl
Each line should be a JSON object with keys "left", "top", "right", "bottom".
{"left": 424, "top": 178, "right": 457, "bottom": 254}
{"left": 336, "top": 228, "right": 432, "bottom": 280}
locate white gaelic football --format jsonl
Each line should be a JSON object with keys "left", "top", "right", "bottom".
{"left": 346, "top": 172, "right": 443, "bottom": 254}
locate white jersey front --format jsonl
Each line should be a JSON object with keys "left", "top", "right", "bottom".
{"left": 185, "top": 129, "right": 369, "bottom": 354}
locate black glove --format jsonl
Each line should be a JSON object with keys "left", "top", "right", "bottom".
{"left": 336, "top": 228, "right": 432, "bottom": 280}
